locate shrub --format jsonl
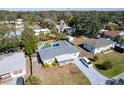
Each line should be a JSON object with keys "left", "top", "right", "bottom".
{"left": 93, "top": 55, "right": 99, "bottom": 62}
{"left": 102, "top": 61, "right": 113, "bottom": 70}
{"left": 25, "top": 76, "right": 42, "bottom": 85}
{"left": 52, "top": 58, "right": 59, "bottom": 66}
{"left": 44, "top": 62, "right": 49, "bottom": 68}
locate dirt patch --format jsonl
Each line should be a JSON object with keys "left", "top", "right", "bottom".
{"left": 25, "top": 58, "right": 90, "bottom": 85}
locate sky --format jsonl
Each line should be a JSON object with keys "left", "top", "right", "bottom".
{"left": 0, "top": 8, "right": 124, "bottom": 11}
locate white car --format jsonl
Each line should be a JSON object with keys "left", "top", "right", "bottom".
{"left": 79, "top": 57, "right": 92, "bottom": 68}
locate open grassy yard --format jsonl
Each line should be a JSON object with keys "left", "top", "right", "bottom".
{"left": 94, "top": 52, "right": 124, "bottom": 78}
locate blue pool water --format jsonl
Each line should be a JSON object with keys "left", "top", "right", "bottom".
{"left": 40, "top": 43, "right": 59, "bottom": 49}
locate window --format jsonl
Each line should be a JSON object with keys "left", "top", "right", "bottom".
{"left": 13, "top": 70, "right": 22, "bottom": 75}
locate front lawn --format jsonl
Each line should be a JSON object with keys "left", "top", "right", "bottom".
{"left": 32, "top": 63, "right": 90, "bottom": 85}
{"left": 94, "top": 52, "right": 124, "bottom": 78}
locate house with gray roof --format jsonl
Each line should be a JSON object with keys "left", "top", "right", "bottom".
{"left": 83, "top": 38, "right": 115, "bottom": 54}
{"left": 38, "top": 41, "right": 80, "bottom": 64}
{"left": 56, "top": 20, "right": 75, "bottom": 36}
{"left": 0, "top": 52, "right": 26, "bottom": 84}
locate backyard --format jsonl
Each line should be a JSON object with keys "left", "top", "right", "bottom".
{"left": 25, "top": 57, "right": 90, "bottom": 85}
{"left": 94, "top": 52, "right": 124, "bottom": 78}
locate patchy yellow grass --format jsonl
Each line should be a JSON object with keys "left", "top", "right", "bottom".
{"left": 26, "top": 59, "right": 91, "bottom": 85}
{"left": 40, "top": 64, "right": 90, "bottom": 85}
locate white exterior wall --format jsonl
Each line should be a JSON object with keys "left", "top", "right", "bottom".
{"left": 10, "top": 69, "right": 26, "bottom": 78}
{"left": 44, "top": 52, "right": 79, "bottom": 64}
{"left": 94, "top": 43, "right": 115, "bottom": 54}
{"left": 67, "top": 36, "right": 74, "bottom": 42}
{"left": 70, "top": 52, "right": 80, "bottom": 58}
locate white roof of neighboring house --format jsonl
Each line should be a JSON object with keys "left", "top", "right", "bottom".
{"left": 33, "top": 28, "right": 50, "bottom": 33}
{"left": 0, "top": 52, "right": 26, "bottom": 75}
{"left": 101, "top": 29, "right": 109, "bottom": 32}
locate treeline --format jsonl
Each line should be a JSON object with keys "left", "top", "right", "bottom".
{"left": 0, "top": 10, "right": 124, "bottom": 53}
{"left": 0, "top": 10, "right": 124, "bottom": 36}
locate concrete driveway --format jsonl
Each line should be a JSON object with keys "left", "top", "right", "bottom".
{"left": 74, "top": 58, "right": 109, "bottom": 85}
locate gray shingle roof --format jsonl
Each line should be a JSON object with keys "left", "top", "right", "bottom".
{"left": 84, "top": 38, "right": 115, "bottom": 48}
{"left": 0, "top": 52, "right": 25, "bottom": 75}
{"left": 38, "top": 41, "right": 80, "bottom": 61}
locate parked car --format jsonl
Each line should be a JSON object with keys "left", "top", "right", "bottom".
{"left": 79, "top": 57, "right": 92, "bottom": 68}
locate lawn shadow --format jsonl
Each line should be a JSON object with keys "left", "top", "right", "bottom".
{"left": 88, "top": 58, "right": 94, "bottom": 61}
{"left": 95, "top": 64, "right": 105, "bottom": 70}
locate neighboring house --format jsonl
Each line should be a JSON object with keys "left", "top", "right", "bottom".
{"left": 15, "top": 18, "right": 24, "bottom": 33}
{"left": 38, "top": 41, "right": 80, "bottom": 64}
{"left": 115, "top": 44, "right": 124, "bottom": 53}
{"left": 4, "top": 31, "right": 22, "bottom": 38}
{"left": 33, "top": 28, "right": 50, "bottom": 36}
{"left": 103, "top": 31, "right": 124, "bottom": 43}
{"left": 0, "top": 52, "right": 26, "bottom": 84}
{"left": 56, "top": 20, "right": 75, "bottom": 35}
{"left": 83, "top": 38, "right": 115, "bottom": 54}
{"left": 33, "top": 25, "right": 50, "bottom": 36}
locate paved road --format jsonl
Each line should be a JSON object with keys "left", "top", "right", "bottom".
{"left": 74, "top": 58, "right": 109, "bottom": 85}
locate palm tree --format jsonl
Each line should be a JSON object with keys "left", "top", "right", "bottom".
{"left": 22, "top": 28, "right": 37, "bottom": 75}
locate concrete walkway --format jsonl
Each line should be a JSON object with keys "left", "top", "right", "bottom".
{"left": 112, "top": 72, "right": 124, "bottom": 80}
{"left": 74, "top": 58, "right": 109, "bottom": 85}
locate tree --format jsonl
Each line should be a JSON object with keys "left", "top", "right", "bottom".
{"left": 0, "top": 27, "right": 20, "bottom": 53}
{"left": 25, "top": 76, "right": 42, "bottom": 85}
{"left": 57, "top": 33, "right": 67, "bottom": 40}
{"left": 70, "top": 15, "right": 102, "bottom": 37}
{"left": 115, "top": 35, "right": 122, "bottom": 43}
{"left": 39, "top": 32, "right": 47, "bottom": 41}
{"left": 93, "top": 55, "right": 99, "bottom": 62}
{"left": 106, "top": 24, "right": 116, "bottom": 31}
{"left": 22, "top": 28, "right": 37, "bottom": 75}
{"left": 102, "top": 61, "right": 113, "bottom": 70}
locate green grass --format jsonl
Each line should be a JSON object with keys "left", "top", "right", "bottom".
{"left": 94, "top": 52, "right": 124, "bottom": 78}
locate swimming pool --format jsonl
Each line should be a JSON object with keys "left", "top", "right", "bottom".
{"left": 40, "top": 43, "right": 60, "bottom": 49}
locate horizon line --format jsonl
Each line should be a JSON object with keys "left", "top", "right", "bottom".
{"left": 0, "top": 8, "right": 124, "bottom": 12}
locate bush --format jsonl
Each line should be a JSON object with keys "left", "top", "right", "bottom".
{"left": 93, "top": 55, "right": 99, "bottom": 62}
{"left": 25, "top": 76, "right": 42, "bottom": 85}
{"left": 102, "top": 61, "right": 113, "bottom": 70}
{"left": 44, "top": 62, "right": 49, "bottom": 68}
{"left": 52, "top": 58, "right": 59, "bottom": 66}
